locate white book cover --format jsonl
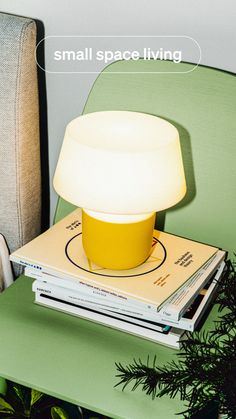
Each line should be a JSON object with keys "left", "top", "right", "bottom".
{"left": 11, "top": 208, "right": 219, "bottom": 309}
{"left": 33, "top": 280, "right": 169, "bottom": 333}
{"left": 32, "top": 279, "right": 155, "bottom": 319}
{"left": 157, "top": 250, "right": 225, "bottom": 320}
{"left": 33, "top": 260, "right": 225, "bottom": 332}
{"left": 171, "top": 260, "right": 225, "bottom": 331}
{"left": 93, "top": 260, "right": 225, "bottom": 332}
{"left": 34, "top": 292, "right": 184, "bottom": 349}
{"left": 26, "top": 249, "right": 225, "bottom": 321}
{"left": 28, "top": 269, "right": 158, "bottom": 314}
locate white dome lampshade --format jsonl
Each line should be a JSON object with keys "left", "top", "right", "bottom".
{"left": 53, "top": 111, "right": 186, "bottom": 270}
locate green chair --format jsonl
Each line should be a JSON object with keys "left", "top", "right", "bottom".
{"left": 0, "top": 59, "right": 235, "bottom": 419}
{"left": 52, "top": 59, "right": 236, "bottom": 417}
{"left": 55, "top": 59, "right": 236, "bottom": 261}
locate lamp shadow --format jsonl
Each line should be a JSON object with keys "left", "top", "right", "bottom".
{"left": 154, "top": 117, "right": 196, "bottom": 231}
{"left": 35, "top": 19, "right": 50, "bottom": 232}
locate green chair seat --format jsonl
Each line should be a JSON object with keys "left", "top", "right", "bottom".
{"left": 55, "top": 60, "right": 236, "bottom": 259}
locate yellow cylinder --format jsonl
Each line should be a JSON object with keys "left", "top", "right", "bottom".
{"left": 82, "top": 210, "right": 156, "bottom": 270}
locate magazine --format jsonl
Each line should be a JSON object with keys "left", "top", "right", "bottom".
{"left": 34, "top": 292, "right": 184, "bottom": 349}
{"left": 26, "top": 249, "right": 225, "bottom": 320}
{"left": 32, "top": 260, "right": 225, "bottom": 331}
{"left": 11, "top": 208, "right": 219, "bottom": 309}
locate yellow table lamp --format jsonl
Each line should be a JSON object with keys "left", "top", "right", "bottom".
{"left": 53, "top": 111, "right": 186, "bottom": 270}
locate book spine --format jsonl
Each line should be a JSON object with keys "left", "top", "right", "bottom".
{"left": 32, "top": 270, "right": 214, "bottom": 333}
{"left": 157, "top": 251, "right": 225, "bottom": 320}
{"left": 34, "top": 293, "right": 182, "bottom": 349}
{"left": 184, "top": 260, "right": 225, "bottom": 330}
{"left": 27, "top": 268, "right": 158, "bottom": 314}
{"left": 32, "top": 278, "right": 182, "bottom": 328}
{"left": 32, "top": 280, "right": 159, "bottom": 322}
{"left": 11, "top": 206, "right": 220, "bottom": 311}
{"left": 100, "top": 260, "right": 225, "bottom": 331}
{"left": 159, "top": 272, "right": 221, "bottom": 331}
{"left": 26, "top": 251, "right": 225, "bottom": 322}
{"left": 34, "top": 287, "right": 168, "bottom": 333}
{"left": 31, "top": 257, "right": 225, "bottom": 332}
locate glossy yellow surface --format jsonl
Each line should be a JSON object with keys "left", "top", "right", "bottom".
{"left": 82, "top": 210, "right": 156, "bottom": 269}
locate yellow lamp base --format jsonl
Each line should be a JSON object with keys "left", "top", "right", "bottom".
{"left": 82, "top": 210, "right": 156, "bottom": 270}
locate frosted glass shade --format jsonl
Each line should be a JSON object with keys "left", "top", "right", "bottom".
{"left": 53, "top": 111, "right": 186, "bottom": 214}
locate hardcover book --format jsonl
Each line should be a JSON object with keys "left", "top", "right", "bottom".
{"left": 34, "top": 292, "right": 184, "bottom": 349}
{"left": 11, "top": 208, "right": 219, "bottom": 309}
{"left": 32, "top": 259, "right": 225, "bottom": 332}
{"left": 26, "top": 249, "right": 225, "bottom": 320}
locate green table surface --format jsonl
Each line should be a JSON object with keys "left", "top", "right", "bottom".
{"left": 0, "top": 276, "right": 219, "bottom": 418}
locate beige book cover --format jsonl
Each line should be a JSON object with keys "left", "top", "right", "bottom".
{"left": 10, "top": 208, "right": 218, "bottom": 308}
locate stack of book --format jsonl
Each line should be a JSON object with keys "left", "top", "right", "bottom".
{"left": 10, "top": 209, "right": 226, "bottom": 349}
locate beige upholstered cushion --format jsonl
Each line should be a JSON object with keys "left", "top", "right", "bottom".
{"left": 0, "top": 13, "right": 41, "bottom": 276}
{"left": 0, "top": 233, "right": 14, "bottom": 290}
{"left": 0, "top": 256, "right": 3, "bottom": 292}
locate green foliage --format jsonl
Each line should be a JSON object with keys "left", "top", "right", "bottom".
{"left": 0, "top": 396, "right": 15, "bottom": 414}
{"left": 51, "top": 406, "right": 69, "bottom": 419}
{"left": 0, "top": 382, "right": 109, "bottom": 418}
{"left": 115, "top": 259, "right": 236, "bottom": 418}
{"left": 30, "top": 389, "right": 44, "bottom": 407}
{"left": 0, "top": 380, "right": 72, "bottom": 418}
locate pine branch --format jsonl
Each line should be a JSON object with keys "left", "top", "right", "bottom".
{"left": 115, "top": 258, "right": 236, "bottom": 418}
{"left": 115, "top": 357, "right": 191, "bottom": 400}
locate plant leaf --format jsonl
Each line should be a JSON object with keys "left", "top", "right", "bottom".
{"left": 12, "top": 384, "right": 26, "bottom": 405}
{"left": 31, "top": 389, "right": 44, "bottom": 406}
{"left": 0, "top": 396, "right": 15, "bottom": 413}
{"left": 51, "top": 406, "right": 69, "bottom": 419}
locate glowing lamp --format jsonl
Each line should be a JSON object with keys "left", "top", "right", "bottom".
{"left": 53, "top": 111, "right": 186, "bottom": 269}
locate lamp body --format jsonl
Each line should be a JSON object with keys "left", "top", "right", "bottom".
{"left": 82, "top": 210, "right": 156, "bottom": 270}
{"left": 53, "top": 111, "right": 187, "bottom": 270}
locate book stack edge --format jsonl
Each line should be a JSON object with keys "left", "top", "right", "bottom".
{"left": 10, "top": 209, "right": 226, "bottom": 349}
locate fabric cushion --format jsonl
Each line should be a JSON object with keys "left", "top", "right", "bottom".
{"left": 0, "top": 13, "right": 41, "bottom": 276}
{"left": 0, "top": 233, "right": 13, "bottom": 290}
